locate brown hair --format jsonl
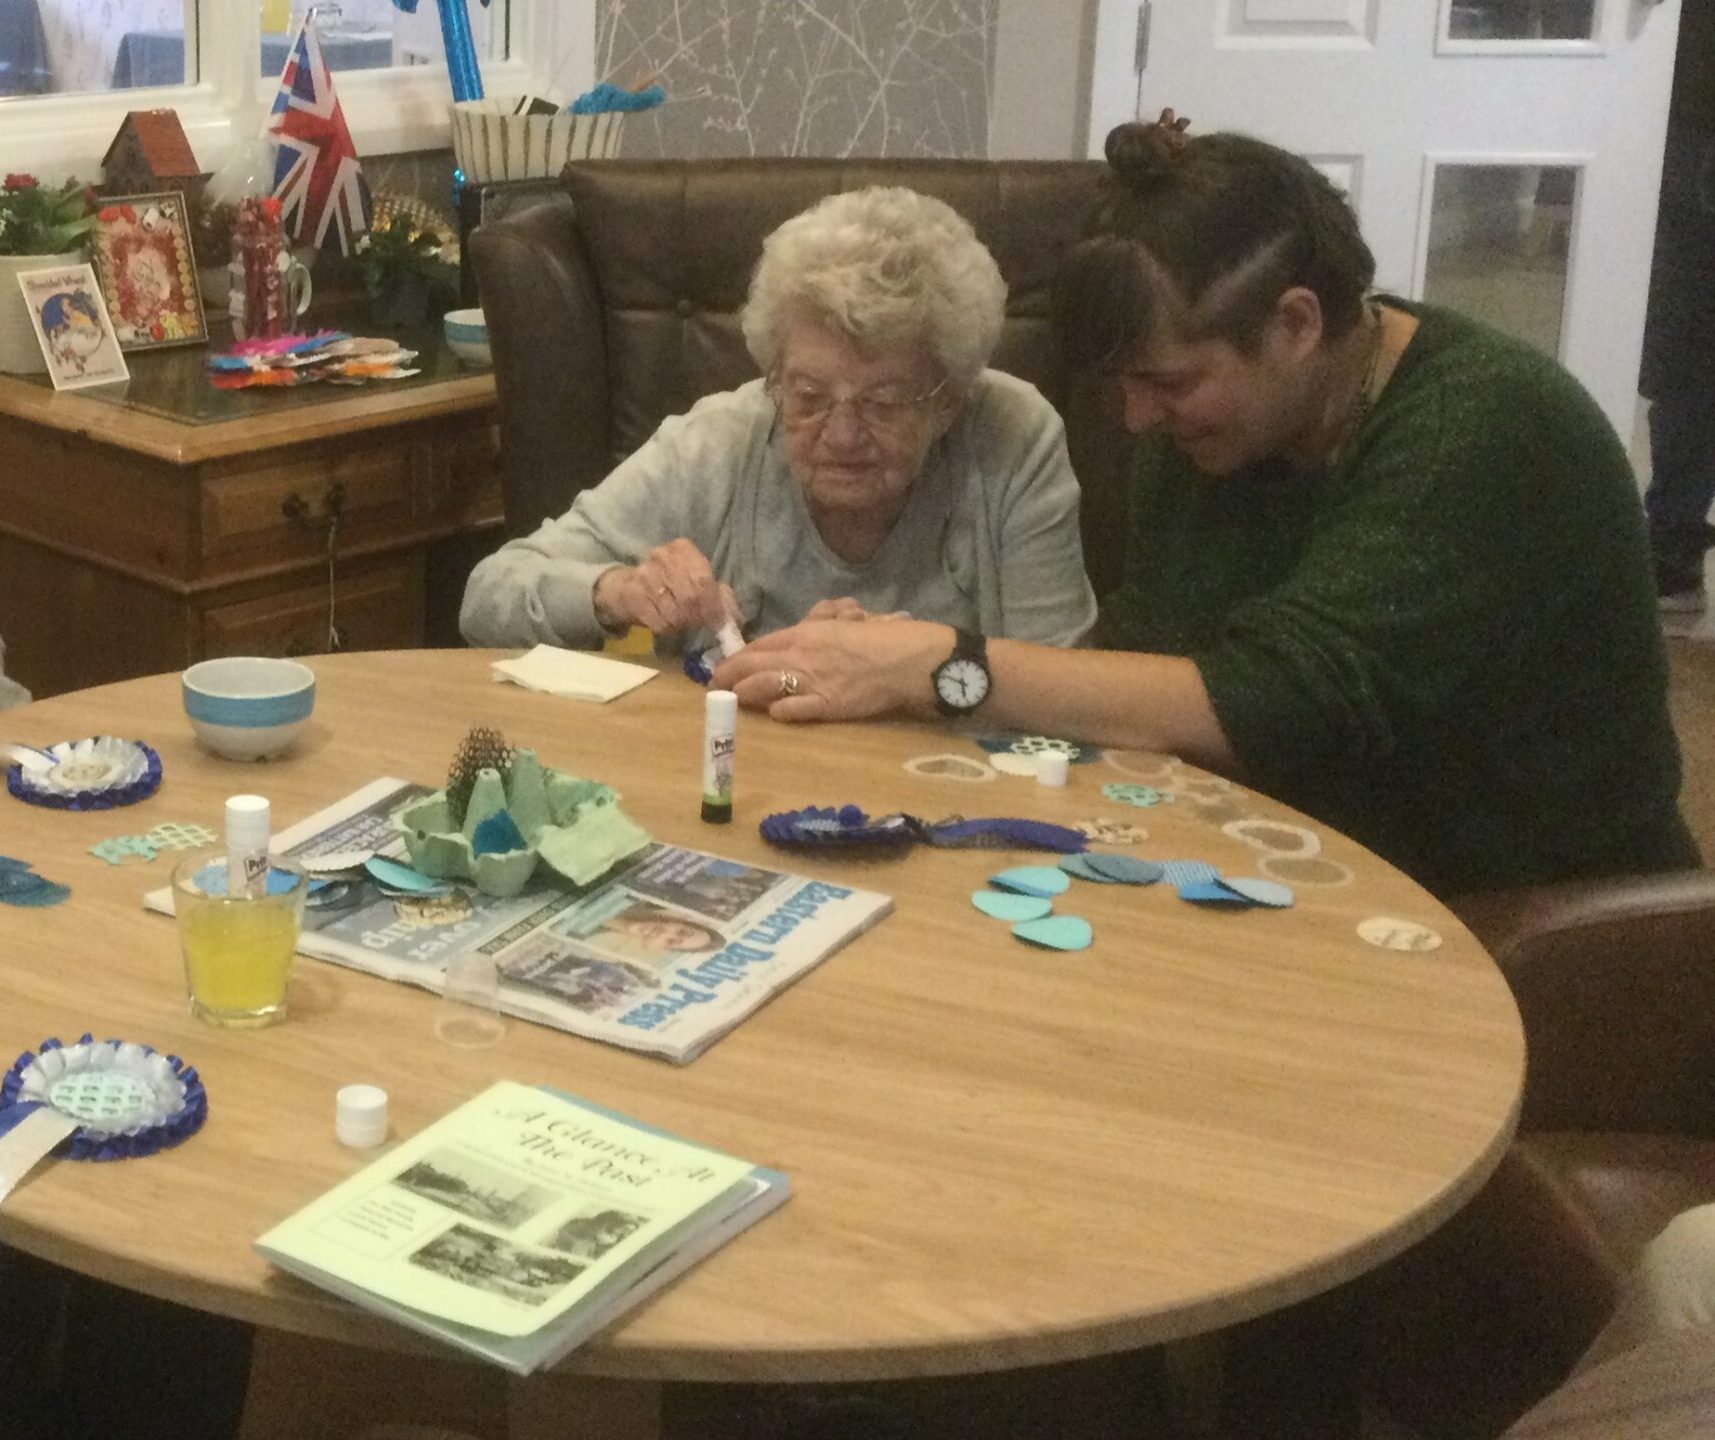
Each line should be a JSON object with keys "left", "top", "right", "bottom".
{"left": 1055, "top": 120, "right": 1375, "bottom": 369}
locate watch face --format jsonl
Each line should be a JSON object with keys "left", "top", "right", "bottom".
{"left": 935, "top": 658, "right": 990, "bottom": 711}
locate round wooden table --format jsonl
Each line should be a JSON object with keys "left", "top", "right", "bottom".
{"left": 0, "top": 651, "right": 1522, "bottom": 1409}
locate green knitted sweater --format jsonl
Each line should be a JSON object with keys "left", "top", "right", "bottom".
{"left": 1103, "top": 301, "right": 1698, "bottom": 898}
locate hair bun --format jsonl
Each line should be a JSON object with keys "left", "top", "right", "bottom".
{"left": 1104, "top": 109, "right": 1192, "bottom": 190}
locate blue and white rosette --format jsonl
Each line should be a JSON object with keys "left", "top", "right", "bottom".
{"left": 6, "top": 737, "right": 162, "bottom": 811}
{"left": 0, "top": 1037, "right": 207, "bottom": 1204}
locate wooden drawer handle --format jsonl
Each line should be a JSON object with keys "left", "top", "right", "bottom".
{"left": 281, "top": 480, "right": 347, "bottom": 530}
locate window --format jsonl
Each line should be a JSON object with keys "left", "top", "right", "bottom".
{"left": 0, "top": 1, "right": 577, "bottom": 181}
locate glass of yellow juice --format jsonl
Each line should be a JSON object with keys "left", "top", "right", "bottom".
{"left": 172, "top": 856, "right": 308, "bottom": 1027}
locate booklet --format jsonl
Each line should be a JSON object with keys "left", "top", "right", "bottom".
{"left": 256, "top": 1081, "right": 787, "bottom": 1374}
{"left": 143, "top": 778, "right": 893, "bottom": 1063}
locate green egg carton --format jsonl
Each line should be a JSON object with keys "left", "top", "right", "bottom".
{"left": 397, "top": 749, "right": 651, "bottom": 897}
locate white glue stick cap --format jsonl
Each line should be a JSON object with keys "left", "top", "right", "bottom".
{"left": 1036, "top": 752, "right": 1070, "bottom": 788}
{"left": 336, "top": 1084, "right": 389, "bottom": 1148}
{"left": 225, "top": 794, "right": 270, "bottom": 847}
{"left": 706, "top": 689, "right": 738, "bottom": 726}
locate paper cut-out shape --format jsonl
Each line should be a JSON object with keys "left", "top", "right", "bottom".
{"left": 903, "top": 754, "right": 996, "bottom": 783}
{"left": 1070, "top": 818, "right": 1148, "bottom": 845}
{"left": 145, "top": 822, "right": 217, "bottom": 851}
{"left": 365, "top": 856, "right": 452, "bottom": 894}
{"left": 1059, "top": 854, "right": 1126, "bottom": 884}
{"left": 988, "top": 752, "right": 1039, "bottom": 778}
{"left": 990, "top": 865, "right": 1071, "bottom": 898}
{"left": 1158, "top": 859, "right": 1219, "bottom": 888}
{"left": 1082, "top": 854, "right": 1164, "bottom": 885}
{"left": 1357, "top": 916, "right": 1443, "bottom": 953}
{"left": 1221, "top": 877, "right": 1295, "bottom": 908}
{"left": 1013, "top": 915, "right": 1093, "bottom": 951}
{"left": 1222, "top": 819, "right": 1321, "bottom": 856}
{"left": 1103, "top": 750, "right": 1180, "bottom": 780}
{"left": 90, "top": 835, "right": 158, "bottom": 865}
{"left": 1259, "top": 854, "right": 1354, "bottom": 888}
{"left": 1102, "top": 782, "right": 1170, "bottom": 809}
{"left": 1177, "top": 880, "right": 1252, "bottom": 906}
{"left": 972, "top": 890, "right": 1053, "bottom": 923}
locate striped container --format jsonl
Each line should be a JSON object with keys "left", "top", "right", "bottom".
{"left": 450, "top": 96, "right": 626, "bottom": 184}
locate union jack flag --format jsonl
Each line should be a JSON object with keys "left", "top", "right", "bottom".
{"left": 265, "top": 15, "right": 372, "bottom": 255}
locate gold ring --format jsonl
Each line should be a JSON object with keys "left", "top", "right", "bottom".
{"left": 779, "top": 670, "right": 801, "bottom": 698}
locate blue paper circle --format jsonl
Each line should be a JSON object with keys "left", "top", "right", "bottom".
{"left": 1082, "top": 854, "right": 1164, "bottom": 886}
{"left": 972, "top": 889, "right": 1053, "bottom": 922}
{"left": 1012, "top": 915, "right": 1093, "bottom": 951}
{"left": 990, "top": 865, "right": 1071, "bottom": 898}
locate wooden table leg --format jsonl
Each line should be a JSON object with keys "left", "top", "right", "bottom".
{"left": 506, "top": 1373, "right": 663, "bottom": 1440}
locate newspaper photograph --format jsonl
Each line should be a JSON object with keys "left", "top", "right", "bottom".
{"left": 144, "top": 778, "right": 892, "bottom": 1063}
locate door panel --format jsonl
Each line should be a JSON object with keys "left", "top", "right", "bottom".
{"left": 1086, "top": 0, "right": 1684, "bottom": 438}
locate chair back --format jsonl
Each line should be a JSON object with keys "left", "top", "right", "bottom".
{"left": 469, "top": 158, "right": 1134, "bottom": 596}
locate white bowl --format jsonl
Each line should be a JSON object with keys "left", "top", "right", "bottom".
{"left": 443, "top": 307, "right": 491, "bottom": 367}
{"left": 182, "top": 657, "right": 316, "bottom": 761}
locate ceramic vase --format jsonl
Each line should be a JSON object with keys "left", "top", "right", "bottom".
{"left": 0, "top": 250, "right": 82, "bottom": 375}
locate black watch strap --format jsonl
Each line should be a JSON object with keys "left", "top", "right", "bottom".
{"left": 932, "top": 628, "right": 990, "bottom": 717}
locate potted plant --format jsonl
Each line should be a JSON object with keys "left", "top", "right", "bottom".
{"left": 353, "top": 196, "right": 459, "bottom": 330}
{"left": 0, "top": 174, "right": 97, "bottom": 374}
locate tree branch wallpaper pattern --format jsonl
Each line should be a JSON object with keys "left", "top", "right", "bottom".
{"left": 594, "top": 0, "right": 999, "bottom": 159}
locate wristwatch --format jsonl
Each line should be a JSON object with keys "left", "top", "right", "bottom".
{"left": 932, "top": 628, "right": 991, "bottom": 717}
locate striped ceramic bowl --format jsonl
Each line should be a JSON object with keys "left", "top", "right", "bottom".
{"left": 181, "top": 657, "right": 316, "bottom": 761}
{"left": 443, "top": 307, "right": 490, "bottom": 367}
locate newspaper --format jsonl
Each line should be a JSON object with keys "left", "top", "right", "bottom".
{"left": 144, "top": 778, "right": 893, "bottom": 1064}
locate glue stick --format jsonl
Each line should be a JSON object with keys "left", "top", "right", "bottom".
{"left": 702, "top": 690, "right": 736, "bottom": 824}
{"left": 225, "top": 794, "right": 271, "bottom": 898}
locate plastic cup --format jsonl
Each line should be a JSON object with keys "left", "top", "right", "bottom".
{"left": 435, "top": 951, "right": 506, "bottom": 1048}
{"left": 172, "top": 856, "right": 307, "bottom": 1027}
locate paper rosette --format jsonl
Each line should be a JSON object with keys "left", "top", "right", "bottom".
{"left": 1, "top": 1036, "right": 207, "bottom": 1162}
{"left": 6, "top": 737, "right": 162, "bottom": 811}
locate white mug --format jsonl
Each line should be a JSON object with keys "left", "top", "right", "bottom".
{"left": 227, "top": 252, "right": 313, "bottom": 339}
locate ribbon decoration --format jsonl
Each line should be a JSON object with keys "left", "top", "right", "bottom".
{"left": 391, "top": 0, "right": 491, "bottom": 103}
{"left": 0, "top": 1037, "right": 208, "bottom": 1208}
{"left": 760, "top": 806, "right": 1090, "bottom": 855}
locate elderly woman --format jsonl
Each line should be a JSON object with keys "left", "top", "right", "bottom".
{"left": 717, "top": 117, "right": 1698, "bottom": 899}
{"left": 459, "top": 187, "right": 1096, "bottom": 652}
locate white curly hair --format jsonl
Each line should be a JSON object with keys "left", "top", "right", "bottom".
{"left": 741, "top": 186, "right": 1007, "bottom": 391}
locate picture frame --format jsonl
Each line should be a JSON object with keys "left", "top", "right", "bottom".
{"left": 16, "top": 263, "right": 130, "bottom": 391}
{"left": 88, "top": 190, "right": 207, "bottom": 351}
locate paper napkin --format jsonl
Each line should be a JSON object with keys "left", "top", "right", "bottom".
{"left": 492, "top": 645, "right": 657, "bottom": 703}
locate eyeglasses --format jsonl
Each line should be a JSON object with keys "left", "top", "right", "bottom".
{"left": 767, "top": 372, "right": 948, "bottom": 439}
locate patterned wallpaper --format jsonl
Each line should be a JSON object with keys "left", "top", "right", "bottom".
{"left": 591, "top": 0, "right": 999, "bottom": 159}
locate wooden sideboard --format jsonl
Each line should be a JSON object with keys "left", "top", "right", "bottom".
{"left": 0, "top": 328, "right": 505, "bottom": 699}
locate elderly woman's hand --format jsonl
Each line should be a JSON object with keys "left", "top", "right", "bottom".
{"left": 711, "top": 619, "right": 950, "bottom": 721}
{"left": 592, "top": 539, "right": 738, "bottom": 637}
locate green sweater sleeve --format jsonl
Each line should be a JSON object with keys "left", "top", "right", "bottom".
{"left": 1104, "top": 305, "right": 1692, "bottom": 894}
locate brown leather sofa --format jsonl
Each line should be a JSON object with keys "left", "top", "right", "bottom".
{"left": 468, "top": 157, "right": 1137, "bottom": 598}
{"left": 1365, "top": 870, "right": 1715, "bottom": 1437}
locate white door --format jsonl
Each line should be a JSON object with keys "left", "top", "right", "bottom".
{"left": 1084, "top": 0, "right": 1684, "bottom": 440}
